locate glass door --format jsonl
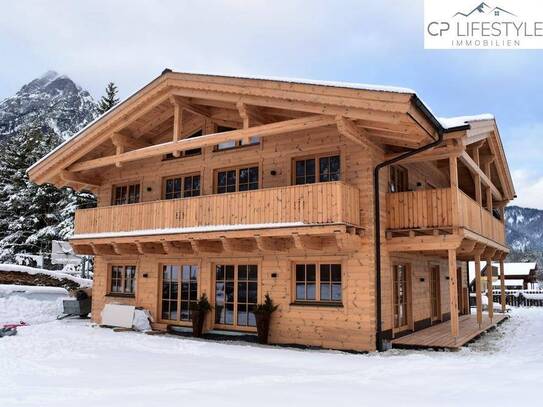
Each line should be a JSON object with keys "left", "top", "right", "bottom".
{"left": 393, "top": 264, "right": 410, "bottom": 331}
{"left": 215, "top": 264, "right": 258, "bottom": 329}
{"left": 161, "top": 264, "right": 198, "bottom": 322}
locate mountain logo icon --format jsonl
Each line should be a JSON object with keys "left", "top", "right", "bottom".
{"left": 453, "top": 2, "right": 516, "bottom": 18}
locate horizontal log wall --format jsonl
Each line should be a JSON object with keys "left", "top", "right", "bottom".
{"left": 75, "top": 182, "right": 360, "bottom": 234}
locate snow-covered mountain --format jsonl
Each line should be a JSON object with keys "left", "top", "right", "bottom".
{"left": 505, "top": 206, "right": 543, "bottom": 267}
{"left": 0, "top": 71, "right": 97, "bottom": 143}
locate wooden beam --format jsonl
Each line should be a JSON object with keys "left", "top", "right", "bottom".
{"left": 292, "top": 233, "right": 323, "bottom": 250}
{"left": 111, "top": 133, "right": 151, "bottom": 150}
{"left": 499, "top": 257, "right": 506, "bottom": 313}
{"left": 448, "top": 249, "right": 459, "bottom": 338}
{"left": 68, "top": 115, "right": 336, "bottom": 172}
{"left": 449, "top": 155, "right": 460, "bottom": 227}
{"left": 486, "top": 253, "right": 494, "bottom": 322}
{"left": 474, "top": 250, "right": 484, "bottom": 328}
{"left": 335, "top": 116, "right": 370, "bottom": 147}
{"left": 60, "top": 170, "right": 102, "bottom": 188}
{"left": 386, "top": 234, "right": 463, "bottom": 252}
{"left": 459, "top": 151, "right": 502, "bottom": 201}
{"left": 170, "top": 95, "right": 211, "bottom": 118}
{"left": 385, "top": 145, "right": 463, "bottom": 163}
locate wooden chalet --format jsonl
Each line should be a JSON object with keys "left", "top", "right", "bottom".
{"left": 28, "top": 71, "right": 515, "bottom": 351}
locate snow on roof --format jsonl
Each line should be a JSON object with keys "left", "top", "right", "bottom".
{"left": 492, "top": 279, "right": 524, "bottom": 286}
{"left": 72, "top": 222, "right": 307, "bottom": 240}
{"left": 438, "top": 114, "right": 495, "bottom": 129}
{"left": 0, "top": 264, "right": 92, "bottom": 288}
{"left": 0, "top": 284, "right": 69, "bottom": 296}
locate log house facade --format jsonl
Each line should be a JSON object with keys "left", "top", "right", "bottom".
{"left": 28, "top": 71, "right": 515, "bottom": 351}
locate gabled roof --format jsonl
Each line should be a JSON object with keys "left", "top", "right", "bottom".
{"left": 26, "top": 70, "right": 514, "bottom": 199}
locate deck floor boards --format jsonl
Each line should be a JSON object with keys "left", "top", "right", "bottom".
{"left": 391, "top": 313, "right": 508, "bottom": 350}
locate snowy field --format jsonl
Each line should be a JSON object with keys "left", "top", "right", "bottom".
{"left": 1, "top": 296, "right": 542, "bottom": 407}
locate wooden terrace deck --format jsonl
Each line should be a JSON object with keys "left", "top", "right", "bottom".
{"left": 392, "top": 313, "right": 508, "bottom": 350}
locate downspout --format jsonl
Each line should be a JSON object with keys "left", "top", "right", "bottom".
{"left": 373, "top": 96, "right": 467, "bottom": 352}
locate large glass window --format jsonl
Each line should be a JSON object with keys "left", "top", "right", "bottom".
{"left": 161, "top": 264, "right": 199, "bottom": 322}
{"left": 112, "top": 183, "right": 140, "bottom": 205}
{"left": 294, "top": 154, "right": 340, "bottom": 185}
{"left": 215, "top": 264, "right": 258, "bottom": 328}
{"left": 164, "top": 174, "right": 201, "bottom": 199}
{"left": 216, "top": 166, "right": 259, "bottom": 193}
{"left": 294, "top": 263, "right": 342, "bottom": 303}
{"left": 389, "top": 165, "right": 408, "bottom": 192}
{"left": 110, "top": 265, "right": 136, "bottom": 295}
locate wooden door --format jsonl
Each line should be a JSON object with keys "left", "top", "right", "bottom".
{"left": 393, "top": 264, "right": 411, "bottom": 331}
{"left": 429, "top": 265, "right": 441, "bottom": 323}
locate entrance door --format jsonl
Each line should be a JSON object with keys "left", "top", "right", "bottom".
{"left": 429, "top": 266, "right": 441, "bottom": 323}
{"left": 161, "top": 264, "right": 199, "bottom": 322}
{"left": 393, "top": 264, "right": 411, "bottom": 331}
{"left": 215, "top": 264, "right": 258, "bottom": 329}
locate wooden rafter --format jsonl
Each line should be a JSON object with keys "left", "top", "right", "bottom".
{"left": 60, "top": 170, "right": 102, "bottom": 188}
{"left": 170, "top": 95, "right": 211, "bottom": 118}
{"left": 335, "top": 116, "right": 370, "bottom": 147}
{"left": 68, "top": 115, "right": 336, "bottom": 172}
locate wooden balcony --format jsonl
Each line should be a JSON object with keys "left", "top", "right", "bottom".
{"left": 386, "top": 188, "right": 506, "bottom": 246}
{"left": 74, "top": 181, "right": 361, "bottom": 237}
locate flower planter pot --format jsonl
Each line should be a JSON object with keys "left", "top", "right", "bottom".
{"left": 191, "top": 310, "right": 206, "bottom": 338}
{"left": 255, "top": 313, "right": 271, "bottom": 344}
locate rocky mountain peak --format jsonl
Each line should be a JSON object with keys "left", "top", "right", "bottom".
{"left": 0, "top": 71, "right": 97, "bottom": 142}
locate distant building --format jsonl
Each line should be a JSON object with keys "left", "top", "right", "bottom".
{"left": 469, "top": 262, "right": 538, "bottom": 291}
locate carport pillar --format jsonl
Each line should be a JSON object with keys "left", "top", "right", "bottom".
{"left": 486, "top": 255, "right": 494, "bottom": 322}
{"left": 499, "top": 257, "right": 506, "bottom": 313}
{"left": 474, "top": 254, "right": 483, "bottom": 328}
{"left": 448, "top": 249, "right": 459, "bottom": 338}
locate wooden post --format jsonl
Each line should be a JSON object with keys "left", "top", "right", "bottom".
{"left": 472, "top": 146, "right": 482, "bottom": 205}
{"left": 484, "top": 162, "right": 493, "bottom": 212}
{"left": 500, "top": 256, "right": 506, "bottom": 313}
{"left": 474, "top": 254, "right": 483, "bottom": 328}
{"left": 448, "top": 249, "right": 459, "bottom": 338}
{"left": 486, "top": 255, "right": 494, "bottom": 322}
{"left": 449, "top": 155, "right": 460, "bottom": 227}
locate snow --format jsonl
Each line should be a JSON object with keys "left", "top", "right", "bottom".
{"left": 72, "top": 221, "right": 306, "bottom": 240}
{"left": 438, "top": 113, "right": 495, "bottom": 129}
{"left": 492, "top": 279, "right": 524, "bottom": 287}
{"left": 0, "top": 294, "right": 65, "bottom": 325}
{"left": 1, "top": 295, "right": 543, "bottom": 406}
{"left": 468, "top": 261, "right": 537, "bottom": 282}
{"left": 0, "top": 284, "right": 68, "bottom": 297}
{"left": 0, "top": 263, "right": 92, "bottom": 288}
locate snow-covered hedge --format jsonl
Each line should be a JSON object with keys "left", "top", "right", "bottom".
{"left": 0, "top": 264, "right": 92, "bottom": 288}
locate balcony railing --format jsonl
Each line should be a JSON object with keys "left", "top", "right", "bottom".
{"left": 386, "top": 188, "right": 505, "bottom": 245}
{"left": 74, "top": 181, "right": 360, "bottom": 235}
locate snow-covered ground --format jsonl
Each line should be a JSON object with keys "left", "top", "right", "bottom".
{"left": 1, "top": 297, "right": 541, "bottom": 407}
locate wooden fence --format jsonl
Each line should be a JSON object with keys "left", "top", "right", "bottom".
{"left": 470, "top": 290, "right": 543, "bottom": 307}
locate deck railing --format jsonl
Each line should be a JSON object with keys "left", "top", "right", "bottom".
{"left": 74, "top": 181, "right": 360, "bottom": 235}
{"left": 386, "top": 188, "right": 505, "bottom": 245}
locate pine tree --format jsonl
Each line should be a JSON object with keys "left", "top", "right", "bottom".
{"left": 0, "top": 126, "right": 96, "bottom": 265}
{"left": 97, "top": 82, "right": 119, "bottom": 114}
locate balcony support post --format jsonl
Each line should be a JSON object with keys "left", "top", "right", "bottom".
{"left": 449, "top": 155, "right": 460, "bottom": 228}
{"left": 499, "top": 253, "right": 507, "bottom": 313}
{"left": 448, "top": 248, "right": 459, "bottom": 339}
{"left": 484, "top": 247, "right": 497, "bottom": 322}
{"left": 474, "top": 250, "right": 484, "bottom": 328}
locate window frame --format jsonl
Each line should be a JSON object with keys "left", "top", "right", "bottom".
{"left": 213, "top": 125, "right": 261, "bottom": 152}
{"left": 389, "top": 165, "right": 409, "bottom": 193}
{"left": 291, "top": 262, "right": 343, "bottom": 306}
{"left": 111, "top": 182, "right": 141, "bottom": 206}
{"left": 108, "top": 264, "right": 137, "bottom": 296}
{"left": 159, "top": 261, "right": 201, "bottom": 324}
{"left": 162, "top": 172, "right": 202, "bottom": 200}
{"left": 291, "top": 152, "right": 342, "bottom": 185}
{"left": 211, "top": 259, "right": 262, "bottom": 332}
{"left": 162, "top": 128, "right": 203, "bottom": 160}
{"left": 214, "top": 164, "right": 260, "bottom": 194}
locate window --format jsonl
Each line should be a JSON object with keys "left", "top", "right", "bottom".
{"left": 389, "top": 165, "right": 408, "bottom": 192}
{"left": 110, "top": 265, "right": 136, "bottom": 295}
{"left": 216, "top": 166, "right": 259, "bottom": 193}
{"left": 164, "top": 129, "right": 202, "bottom": 160}
{"left": 294, "top": 154, "right": 340, "bottom": 185}
{"left": 215, "top": 264, "right": 258, "bottom": 327}
{"left": 161, "top": 264, "right": 199, "bottom": 321}
{"left": 112, "top": 183, "right": 140, "bottom": 205}
{"left": 393, "top": 264, "right": 410, "bottom": 329}
{"left": 215, "top": 126, "right": 260, "bottom": 151}
{"left": 163, "top": 174, "right": 201, "bottom": 199}
{"left": 294, "top": 263, "right": 342, "bottom": 303}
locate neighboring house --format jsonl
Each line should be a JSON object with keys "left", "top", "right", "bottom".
{"left": 469, "top": 262, "right": 538, "bottom": 291}
{"left": 27, "top": 71, "right": 515, "bottom": 351}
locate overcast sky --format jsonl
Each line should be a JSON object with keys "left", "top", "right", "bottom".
{"left": 0, "top": 0, "right": 542, "bottom": 208}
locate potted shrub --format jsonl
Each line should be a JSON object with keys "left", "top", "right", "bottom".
{"left": 254, "top": 293, "right": 278, "bottom": 344}
{"left": 190, "top": 293, "right": 212, "bottom": 338}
